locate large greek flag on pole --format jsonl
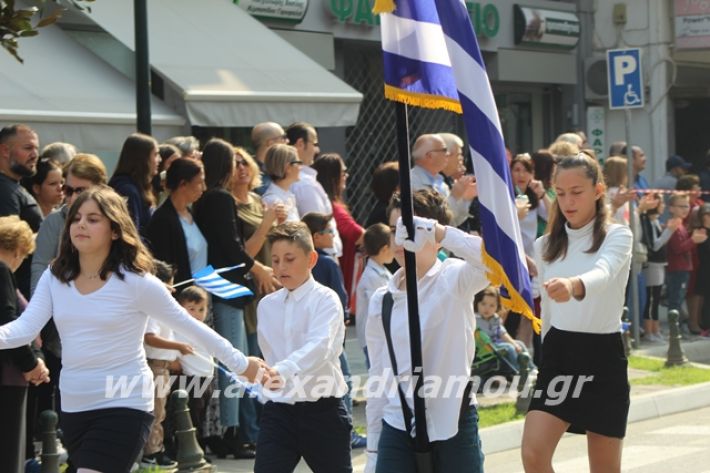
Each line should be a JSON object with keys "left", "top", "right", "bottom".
{"left": 374, "top": 0, "right": 538, "bottom": 331}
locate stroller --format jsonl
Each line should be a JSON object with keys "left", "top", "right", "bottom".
{"left": 471, "top": 329, "right": 520, "bottom": 389}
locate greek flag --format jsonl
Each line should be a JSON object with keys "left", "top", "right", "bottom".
{"left": 375, "top": 0, "right": 538, "bottom": 331}
{"left": 192, "top": 265, "right": 253, "bottom": 300}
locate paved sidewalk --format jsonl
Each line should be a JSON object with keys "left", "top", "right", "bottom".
{"left": 209, "top": 317, "right": 710, "bottom": 472}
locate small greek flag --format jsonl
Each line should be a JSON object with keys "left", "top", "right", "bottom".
{"left": 192, "top": 265, "right": 253, "bottom": 300}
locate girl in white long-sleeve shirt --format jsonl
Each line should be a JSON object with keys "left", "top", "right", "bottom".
{"left": 0, "top": 186, "right": 266, "bottom": 473}
{"left": 522, "top": 154, "right": 632, "bottom": 473}
{"left": 365, "top": 189, "right": 488, "bottom": 473}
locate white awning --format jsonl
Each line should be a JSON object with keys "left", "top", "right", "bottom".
{"left": 0, "top": 21, "right": 185, "bottom": 164}
{"left": 81, "top": 0, "right": 363, "bottom": 127}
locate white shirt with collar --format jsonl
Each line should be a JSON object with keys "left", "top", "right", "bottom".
{"left": 534, "top": 220, "right": 632, "bottom": 338}
{"left": 144, "top": 318, "right": 179, "bottom": 361}
{"left": 365, "top": 226, "right": 488, "bottom": 449}
{"left": 410, "top": 165, "right": 470, "bottom": 227}
{"left": 262, "top": 182, "right": 299, "bottom": 222}
{"left": 257, "top": 276, "right": 348, "bottom": 404}
{"left": 291, "top": 166, "right": 343, "bottom": 256}
{"left": 355, "top": 258, "right": 392, "bottom": 350}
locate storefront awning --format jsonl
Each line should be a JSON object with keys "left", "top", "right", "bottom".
{"left": 82, "top": 0, "right": 363, "bottom": 127}
{"left": 0, "top": 22, "right": 185, "bottom": 165}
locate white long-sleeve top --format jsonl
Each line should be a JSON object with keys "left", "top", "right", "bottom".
{"left": 365, "top": 227, "right": 488, "bottom": 450}
{"left": 355, "top": 259, "right": 392, "bottom": 350}
{"left": 534, "top": 220, "right": 632, "bottom": 338}
{"left": 291, "top": 166, "right": 343, "bottom": 256}
{"left": 257, "top": 276, "right": 347, "bottom": 403}
{"left": 0, "top": 269, "right": 248, "bottom": 413}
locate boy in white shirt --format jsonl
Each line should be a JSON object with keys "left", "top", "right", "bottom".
{"left": 141, "top": 261, "right": 193, "bottom": 469}
{"left": 365, "top": 189, "right": 488, "bottom": 473}
{"left": 256, "top": 222, "right": 352, "bottom": 473}
{"left": 355, "top": 223, "right": 394, "bottom": 367}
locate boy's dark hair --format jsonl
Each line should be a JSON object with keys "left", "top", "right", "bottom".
{"left": 387, "top": 189, "right": 451, "bottom": 225}
{"left": 267, "top": 222, "right": 314, "bottom": 254}
{"left": 177, "top": 285, "right": 208, "bottom": 305}
{"left": 153, "top": 259, "right": 175, "bottom": 283}
{"left": 363, "top": 223, "right": 391, "bottom": 257}
{"left": 301, "top": 212, "right": 332, "bottom": 235}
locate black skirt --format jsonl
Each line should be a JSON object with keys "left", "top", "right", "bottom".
{"left": 61, "top": 407, "right": 154, "bottom": 473}
{"left": 528, "top": 326, "right": 630, "bottom": 438}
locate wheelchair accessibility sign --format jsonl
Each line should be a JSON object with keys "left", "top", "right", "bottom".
{"left": 607, "top": 48, "right": 644, "bottom": 110}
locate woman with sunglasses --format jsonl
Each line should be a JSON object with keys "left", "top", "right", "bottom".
{"left": 262, "top": 144, "right": 302, "bottom": 222}
{"left": 21, "top": 158, "right": 64, "bottom": 217}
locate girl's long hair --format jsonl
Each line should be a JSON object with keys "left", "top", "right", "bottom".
{"left": 51, "top": 186, "right": 154, "bottom": 282}
{"left": 113, "top": 133, "right": 158, "bottom": 206}
{"left": 543, "top": 153, "right": 609, "bottom": 263}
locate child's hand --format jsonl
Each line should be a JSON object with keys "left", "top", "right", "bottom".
{"left": 241, "top": 356, "right": 270, "bottom": 383}
{"left": 263, "top": 368, "right": 285, "bottom": 391}
{"left": 666, "top": 217, "right": 683, "bottom": 232}
{"left": 543, "top": 277, "right": 575, "bottom": 302}
{"left": 692, "top": 228, "right": 708, "bottom": 244}
{"left": 178, "top": 343, "right": 194, "bottom": 356}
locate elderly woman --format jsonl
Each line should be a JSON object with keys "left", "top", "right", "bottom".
{"left": 262, "top": 144, "right": 302, "bottom": 222}
{"left": 0, "top": 215, "right": 50, "bottom": 473}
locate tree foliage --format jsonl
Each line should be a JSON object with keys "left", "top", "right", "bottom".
{"left": 0, "top": 0, "right": 94, "bottom": 63}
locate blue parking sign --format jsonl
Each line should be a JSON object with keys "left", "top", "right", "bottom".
{"left": 607, "top": 48, "right": 644, "bottom": 110}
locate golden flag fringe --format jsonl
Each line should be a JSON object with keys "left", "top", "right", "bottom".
{"left": 384, "top": 85, "right": 463, "bottom": 114}
{"left": 481, "top": 242, "right": 541, "bottom": 334}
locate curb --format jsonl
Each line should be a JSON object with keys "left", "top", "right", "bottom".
{"left": 479, "top": 380, "right": 710, "bottom": 455}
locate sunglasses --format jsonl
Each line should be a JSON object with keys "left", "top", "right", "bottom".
{"left": 62, "top": 184, "right": 88, "bottom": 197}
{"left": 289, "top": 160, "right": 303, "bottom": 166}
{"left": 235, "top": 159, "right": 249, "bottom": 167}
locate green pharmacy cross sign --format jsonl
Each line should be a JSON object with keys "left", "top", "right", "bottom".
{"left": 328, "top": 0, "right": 500, "bottom": 38}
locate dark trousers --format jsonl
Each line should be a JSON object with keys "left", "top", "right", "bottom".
{"left": 0, "top": 386, "right": 28, "bottom": 473}
{"left": 375, "top": 406, "right": 484, "bottom": 473}
{"left": 254, "top": 397, "right": 352, "bottom": 473}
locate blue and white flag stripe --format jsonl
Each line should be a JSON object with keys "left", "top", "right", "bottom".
{"left": 377, "top": 0, "right": 537, "bottom": 328}
{"left": 192, "top": 265, "right": 253, "bottom": 300}
{"left": 379, "top": 3, "right": 461, "bottom": 112}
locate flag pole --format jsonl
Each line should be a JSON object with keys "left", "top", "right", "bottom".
{"left": 394, "top": 102, "right": 430, "bottom": 454}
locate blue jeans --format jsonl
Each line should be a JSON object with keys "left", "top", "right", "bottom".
{"left": 212, "top": 302, "right": 247, "bottom": 428}
{"left": 375, "top": 406, "right": 484, "bottom": 473}
{"left": 494, "top": 341, "right": 536, "bottom": 372}
{"left": 666, "top": 271, "right": 689, "bottom": 314}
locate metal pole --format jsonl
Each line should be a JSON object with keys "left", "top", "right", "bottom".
{"left": 134, "top": 0, "right": 152, "bottom": 135}
{"left": 625, "top": 108, "right": 640, "bottom": 348}
{"left": 394, "top": 102, "right": 429, "bottom": 452}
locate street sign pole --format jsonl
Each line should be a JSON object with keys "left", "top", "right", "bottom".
{"left": 607, "top": 48, "right": 644, "bottom": 347}
{"left": 625, "top": 109, "right": 640, "bottom": 349}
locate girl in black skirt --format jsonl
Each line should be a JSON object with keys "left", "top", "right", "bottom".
{"left": 0, "top": 186, "right": 269, "bottom": 473}
{"left": 521, "top": 154, "right": 633, "bottom": 473}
